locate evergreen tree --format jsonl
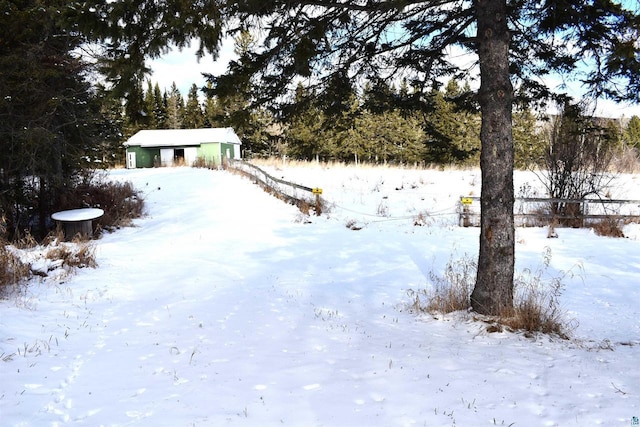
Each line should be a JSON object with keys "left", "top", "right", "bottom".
{"left": 204, "top": 30, "right": 274, "bottom": 156}
{"left": 362, "top": 78, "right": 398, "bottom": 114}
{"left": 351, "top": 110, "right": 425, "bottom": 165}
{"left": 203, "top": 82, "right": 223, "bottom": 128}
{"left": 286, "top": 84, "right": 327, "bottom": 161}
{"left": 0, "top": 1, "right": 101, "bottom": 238}
{"left": 166, "top": 82, "right": 184, "bottom": 129}
{"left": 93, "top": 85, "right": 125, "bottom": 167}
{"left": 512, "top": 108, "right": 545, "bottom": 169}
{"left": 425, "top": 79, "right": 480, "bottom": 165}
{"left": 625, "top": 116, "right": 640, "bottom": 149}
{"left": 123, "top": 80, "right": 146, "bottom": 135}
{"left": 153, "top": 83, "right": 168, "bottom": 129}
{"left": 329, "top": 93, "right": 361, "bottom": 163}
{"left": 356, "top": 80, "right": 427, "bottom": 165}
{"left": 242, "top": 108, "right": 276, "bottom": 158}
{"left": 143, "top": 80, "right": 157, "bottom": 129}
{"left": 84, "top": 1, "right": 224, "bottom": 98}
{"left": 392, "top": 112, "right": 427, "bottom": 165}
{"left": 184, "top": 84, "right": 204, "bottom": 129}
{"left": 602, "top": 118, "right": 623, "bottom": 151}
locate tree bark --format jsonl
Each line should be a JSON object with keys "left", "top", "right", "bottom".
{"left": 470, "top": 0, "right": 515, "bottom": 316}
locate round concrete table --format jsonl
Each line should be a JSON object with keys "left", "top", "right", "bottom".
{"left": 51, "top": 208, "right": 104, "bottom": 240}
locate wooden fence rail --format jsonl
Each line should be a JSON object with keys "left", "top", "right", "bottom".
{"left": 227, "top": 159, "right": 324, "bottom": 215}
{"left": 459, "top": 196, "right": 640, "bottom": 227}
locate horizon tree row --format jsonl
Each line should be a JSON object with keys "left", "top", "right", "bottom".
{"left": 127, "top": 75, "right": 639, "bottom": 170}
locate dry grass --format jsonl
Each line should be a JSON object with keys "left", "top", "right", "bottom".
{"left": 611, "top": 145, "right": 640, "bottom": 173}
{"left": 250, "top": 157, "right": 475, "bottom": 172}
{"left": 10, "top": 231, "right": 40, "bottom": 250}
{"left": 408, "top": 256, "right": 476, "bottom": 314}
{"left": 407, "top": 255, "right": 475, "bottom": 315}
{"left": 504, "top": 257, "right": 568, "bottom": 337}
{"left": 0, "top": 241, "right": 31, "bottom": 294}
{"left": 502, "top": 292, "right": 566, "bottom": 337}
{"left": 300, "top": 195, "right": 325, "bottom": 216}
{"left": 592, "top": 218, "right": 625, "bottom": 238}
{"left": 413, "top": 211, "right": 433, "bottom": 226}
{"left": 193, "top": 157, "right": 218, "bottom": 169}
{"left": 298, "top": 199, "right": 311, "bottom": 215}
{"left": 45, "top": 239, "right": 97, "bottom": 269}
{"left": 408, "top": 249, "right": 572, "bottom": 338}
{"left": 376, "top": 200, "right": 390, "bottom": 217}
{"left": 1, "top": 234, "right": 97, "bottom": 298}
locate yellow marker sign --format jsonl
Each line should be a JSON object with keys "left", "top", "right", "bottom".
{"left": 312, "top": 188, "right": 323, "bottom": 195}
{"left": 460, "top": 197, "right": 473, "bottom": 205}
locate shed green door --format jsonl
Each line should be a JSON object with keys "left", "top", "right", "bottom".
{"left": 126, "top": 147, "right": 159, "bottom": 168}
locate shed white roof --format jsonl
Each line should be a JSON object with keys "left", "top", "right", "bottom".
{"left": 124, "top": 128, "right": 242, "bottom": 148}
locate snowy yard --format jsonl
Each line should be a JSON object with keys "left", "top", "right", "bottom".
{"left": 1, "top": 165, "right": 639, "bottom": 426}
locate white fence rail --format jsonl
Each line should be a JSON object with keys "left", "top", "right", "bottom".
{"left": 459, "top": 197, "right": 640, "bottom": 227}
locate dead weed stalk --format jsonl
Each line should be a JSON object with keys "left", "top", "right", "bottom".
{"left": 407, "top": 248, "right": 575, "bottom": 338}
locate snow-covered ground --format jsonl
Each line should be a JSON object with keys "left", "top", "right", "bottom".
{"left": 1, "top": 164, "right": 639, "bottom": 426}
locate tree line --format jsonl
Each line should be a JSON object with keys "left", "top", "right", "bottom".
{"left": 129, "top": 74, "right": 640, "bottom": 170}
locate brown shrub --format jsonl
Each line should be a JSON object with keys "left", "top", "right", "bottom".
{"left": 611, "top": 145, "right": 640, "bottom": 173}
{"left": 0, "top": 241, "right": 31, "bottom": 294}
{"left": 592, "top": 218, "right": 625, "bottom": 238}
{"left": 298, "top": 200, "right": 311, "bottom": 215}
{"left": 42, "top": 229, "right": 65, "bottom": 246}
{"left": 505, "top": 248, "right": 569, "bottom": 337}
{"left": 57, "top": 174, "right": 145, "bottom": 234}
{"left": 68, "top": 240, "right": 97, "bottom": 269}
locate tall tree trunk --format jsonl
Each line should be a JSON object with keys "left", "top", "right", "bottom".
{"left": 470, "top": 0, "right": 515, "bottom": 315}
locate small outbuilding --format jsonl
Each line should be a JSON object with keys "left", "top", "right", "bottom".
{"left": 124, "top": 127, "right": 242, "bottom": 169}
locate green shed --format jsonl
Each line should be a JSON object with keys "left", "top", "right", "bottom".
{"left": 124, "top": 128, "right": 242, "bottom": 168}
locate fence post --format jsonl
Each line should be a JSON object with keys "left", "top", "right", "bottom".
{"left": 460, "top": 197, "right": 473, "bottom": 227}
{"left": 312, "top": 188, "right": 323, "bottom": 215}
